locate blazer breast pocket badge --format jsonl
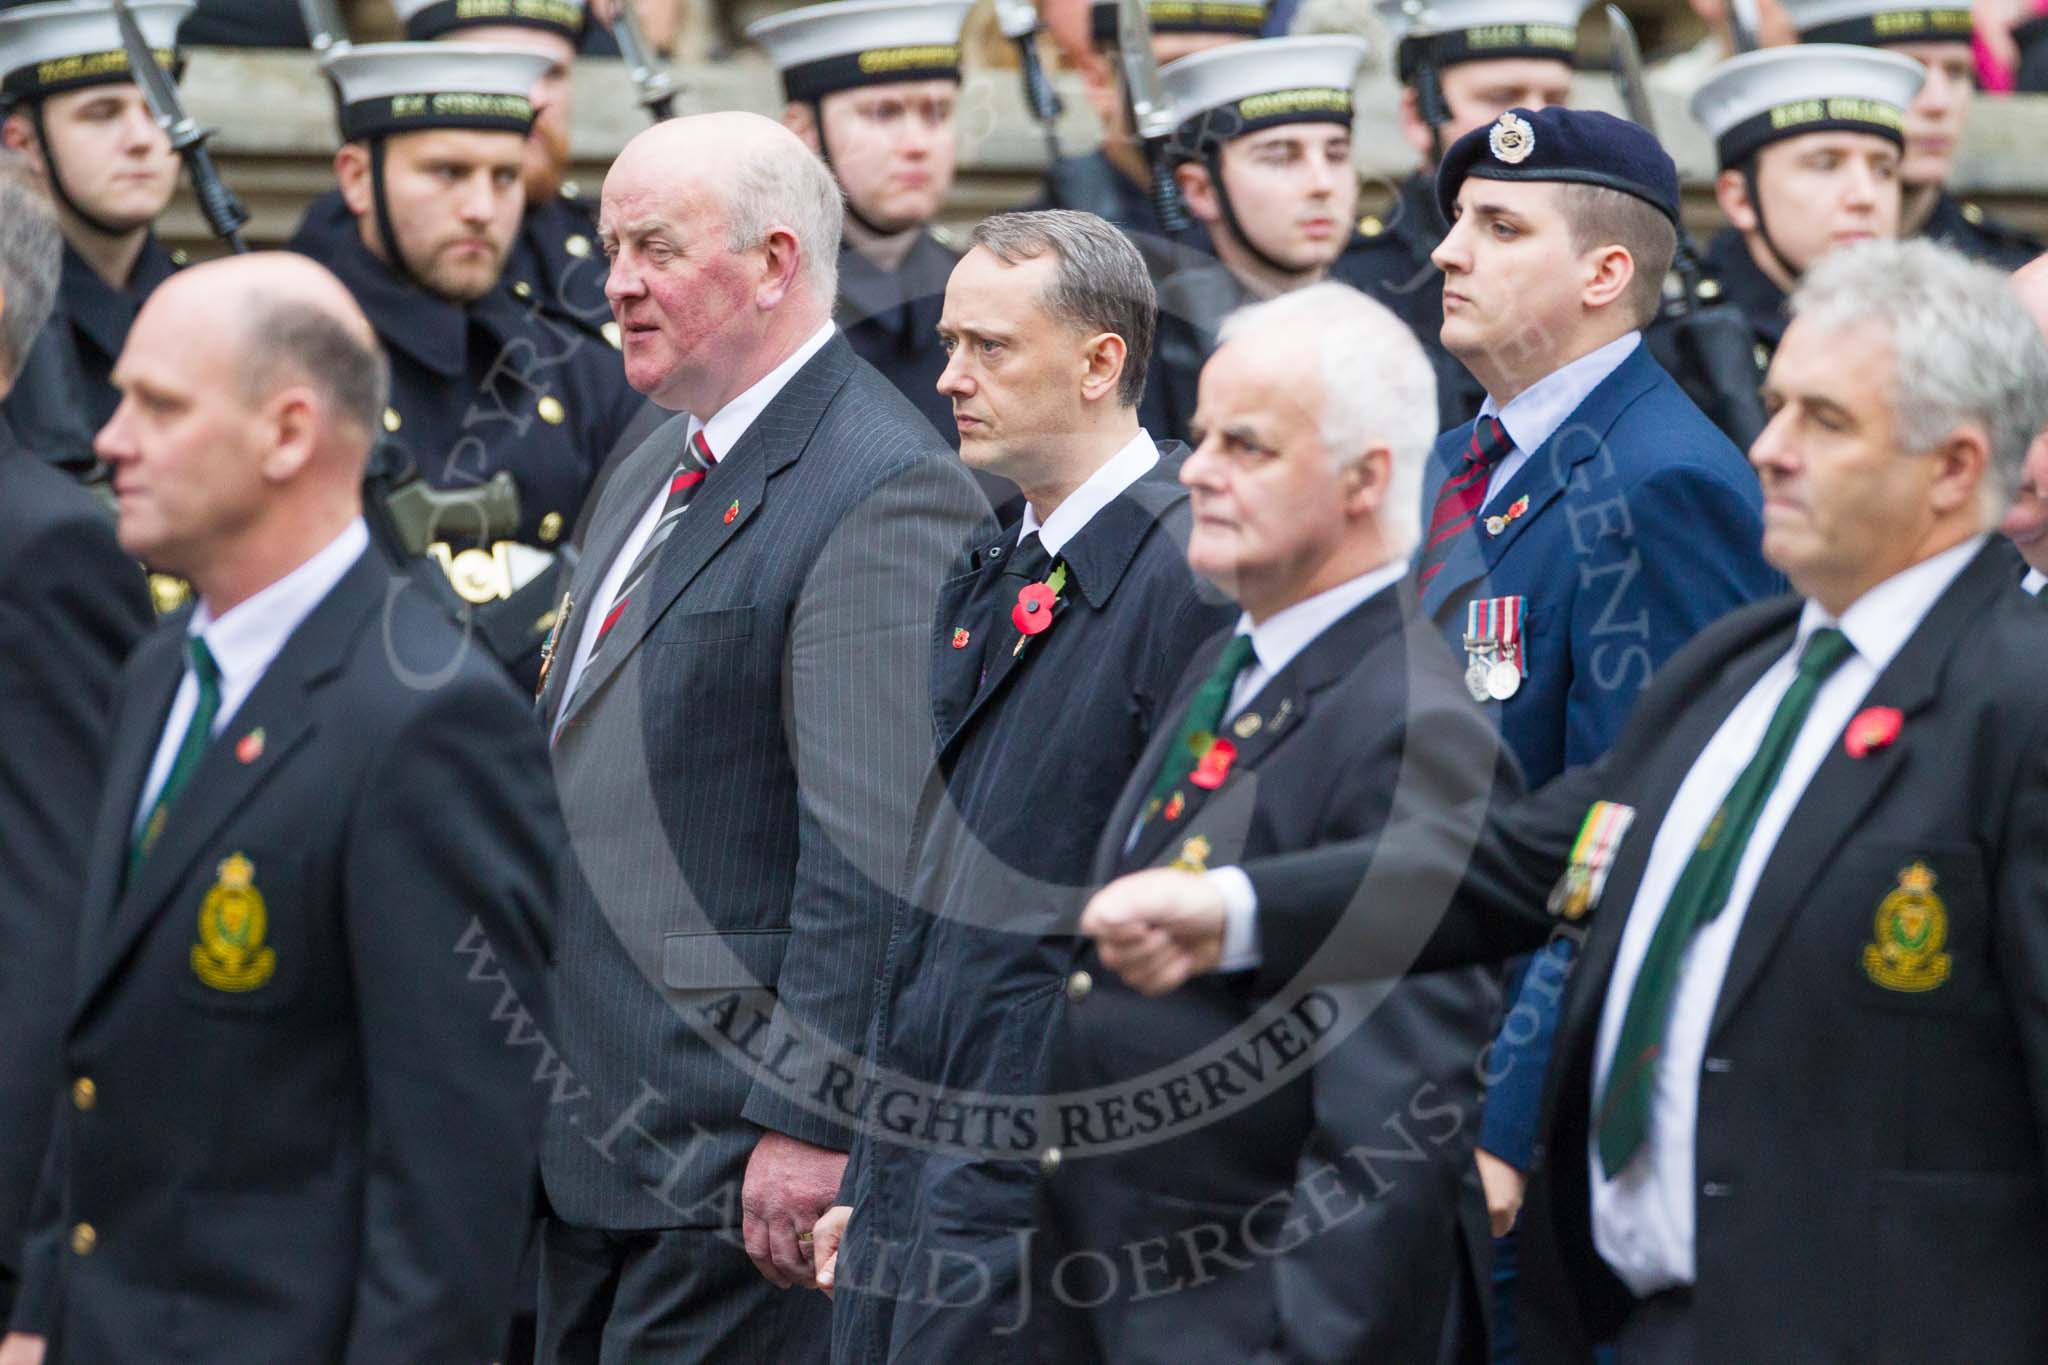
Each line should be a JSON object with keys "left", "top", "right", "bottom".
{"left": 1862, "top": 861, "right": 1951, "bottom": 993}
{"left": 1464, "top": 596, "right": 1529, "bottom": 702}
{"left": 1548, "top": 801, "right": 1635, "bottom": 921}
{"left": 191, "top": 853, "right": 277, "bottom": 993}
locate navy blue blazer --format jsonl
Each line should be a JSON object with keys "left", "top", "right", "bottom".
{"left": 1419, "top": 340, "right": 1782, "bottom": 1169}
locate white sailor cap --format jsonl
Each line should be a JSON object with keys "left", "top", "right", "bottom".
{"left": 1781, "top": 0, "right": 1975, "bottom": 48}
{"left": 1162, "top": 34, "right": 1368, "bottom": 158}
{"left": 0, "top": 0, "right": 191, "bottom": 104}
{"left": 1087, "top": 0, "right": 1271, "bottom": 48}
{"left": 321, "top": 41, "right": 552, "bottom": 142}
{"left": 1689, "top": 43, "right": 1925, "bottom": 170}
{"left": 747, "top": 0, "right": 973, "bottom": 104}
{"left": 393, "top": 0, "right": 587, "bottom": 43}
{"left": 1376, "top": 0, "right": 1584, "bottom": 83}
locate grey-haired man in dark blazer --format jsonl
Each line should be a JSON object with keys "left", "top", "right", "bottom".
{"left": 533, "top": 111, "right": 987, "bottom": 1362}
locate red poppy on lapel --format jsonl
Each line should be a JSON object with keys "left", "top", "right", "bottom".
{"left": 951, "top": 627, "right": 971, "bottom": 650}
{"left": 1189, "top": 738, "right": 1237, "bottom": 790}
{"left": 723, "top": 500, "right": 740, "bottom": 525}
{"left": 235, "top": 728, "right": 266, "bottom": 764}
{"left": 1844, "top": 706, "right": 1902, "bottom": 759}
{"left": 1012, "top": 583, "right": 1057, "bottom": 634}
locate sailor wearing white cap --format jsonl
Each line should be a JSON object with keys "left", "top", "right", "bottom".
{"left": 1332, "top": 0, "right": 1588, "bottom": 432}
{"left": 1690, "top": 43, "right": 1925, "bottom": 360}
{"left": 0, "top": 0, "right": 194, "bottom": 467}
{"left": 1146, "top": 34, "right": 1369, "bottom": 436}
{"left": 391, "top": 0, "right": 609, "bottom": 326}
{"left": 749, "top": 0, "right": 992, "bottom": 475}
{"left": 286, "top": 41, "right": 642, "bottom": 681}
{"left": 1783, "top": 0, "right": 2045, "bottom": 269}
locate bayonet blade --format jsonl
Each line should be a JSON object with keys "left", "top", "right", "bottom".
{"left": 1605, "top": 4, "right": 1656, "bottom": 137}
{"left": 110, "top": 0, "right": 193, "bottom": 144}
{"left": 992, "top": 0, "right": 1040, "bottom": 41}
{"left": 612, "top": 0, "right": 677, "bottom": 119}
{"left": 1728, "top": 0, "right": 1761, "bottom": 53}
{"left": 296, "top": 0, "right": 350, "bottom": 56}
{"left": 1115, "top": 0, "right": 1173, "bottom": 140}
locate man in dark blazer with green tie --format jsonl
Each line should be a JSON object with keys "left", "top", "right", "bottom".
{"left": 2, "top": 253, "right": 562, "bottom": 1365}
{"left": 1081, "top": 240, "right": 2048, "bottom": 1365}
{"left": 1048, "top": 281, "right": 1503, "bottom": 1363}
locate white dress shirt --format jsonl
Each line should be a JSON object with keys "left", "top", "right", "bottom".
{"left": 1017, "top": 428, "right": 1160, "bottom": 557}
{"left": 1589, "top": 535, "right": 1984, "bottom": 1295}
{"left": 1477, "top": 331, "right": 1641, "bottom": 508}
{"left": 1195, "top": 557, "right": 1412, "bottom": 970}
{"left": 552, "top": 319, "right": 837, "bottom": 734}
{"left": 134, "top": 518, "right": 370, "bottom": 831}
{"left": 2024, "top": 566, "right": 2046, "bottom": 597}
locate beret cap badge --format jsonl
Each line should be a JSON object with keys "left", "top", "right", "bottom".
{"left": 1489, "top": 111, "right": 1535, "bottom": 163}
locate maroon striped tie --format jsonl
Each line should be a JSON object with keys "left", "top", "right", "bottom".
{"left": 587, "top": 427, "right": 717, "bottom": 662}
{"left": 1415, "top": 416, "right": 1514, "bottom": 588}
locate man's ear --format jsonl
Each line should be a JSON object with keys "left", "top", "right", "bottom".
{"left": 1395, "top": 85, "right": 1434, "bottom": 163}
{"left": 1715, "top": 166, "right": 1757, "bottom": 234}
{"left": 1078, "top": 330, "right": 1129, "bottom": 405}
{"left": 1580, "top": 243, "right": 1636, "bottom": 314}
{"left": 1175, "top": 160, "right": 1220, "bottom": 227}
{"left": 783, "top": 101, "right": 821, "bottom": 156}
{"left": 335, "top": 143, "right": 372, "bottom": 217}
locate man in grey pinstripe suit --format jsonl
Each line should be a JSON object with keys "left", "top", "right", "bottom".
{"left": 532, "top": 112, "right": 988, "bottom": 1362}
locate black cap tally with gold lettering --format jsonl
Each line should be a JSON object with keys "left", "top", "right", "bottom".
{"left": 1161, "top": 34, "right": 1368, "bottom": 159}
{"left": 1378, "top": 0, "right": 1584, "bottom": 85}
{"left": 322, "top": 41, "right": 551, "bottom": 141}
{"left": 747, "top": 0, "right": 973, "bottom": 105}
{"left": 1782, "top": 0, "right": 1974, "bottom": 48}
{"left": 0, "top": 0, "right": 191, "bottom": 104}
{"left": 394, "top": 0, "right": 587, "bottom": 45}
{"left": 1088, "top": 0, "right": 1270, "bottom": 48}
{"left": 1689, "top": 44, "right": 1925, "bottom": 170}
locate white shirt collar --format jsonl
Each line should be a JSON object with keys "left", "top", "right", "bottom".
{"left": 1793, "top": 534, "right": 1987, "bottom": 671}
{"left": 2024, "top": 566, "right": 2046, "bottom": 597}
{"left": 1018, "top": 428, "right": 1160, "bottom": 557}
{"left": 692, "top": 318, "right": 837, "bottom": 459}
{"left": 189, "top": 518, "right": 369, "bottom": 688}
{"left": 1233, "top": 555, "right": 1411, "bottom": 682}
{"left": 1480, "top": 331, "right": 1641, "bottom": 458}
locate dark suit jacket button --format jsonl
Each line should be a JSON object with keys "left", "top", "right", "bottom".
{"left": 1066, "top": 970, "right": 1093, "bottom": 1002}
{"left": 1703, "top": 1056, "right": 1733, "bottom": 1073}
{"left": 71, "top": 1076, "right": 96, "bottom": 1110}
{"left": 1702, "top": 1181, "right": 1733, "bottom": 1198}
{"left": 70, "top": 1223, "right": 96, "bottom": 1255}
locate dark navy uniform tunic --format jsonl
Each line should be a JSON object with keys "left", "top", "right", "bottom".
{"left": 1, "top": 236, "right": 181, "bottom": 475}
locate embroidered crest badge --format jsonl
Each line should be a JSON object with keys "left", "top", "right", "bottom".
{"left": 1862, "top": 861, "right": 1951, "bottom": 993}
{"left": 191, "top": 853, "right": 277, "bottom": 993}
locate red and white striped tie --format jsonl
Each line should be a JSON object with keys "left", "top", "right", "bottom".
{"left": 586, "top": 427, "right": 717, "bottom": 665}
{"left": 1415, "top": 415, "right": 1514, "bottom": 588}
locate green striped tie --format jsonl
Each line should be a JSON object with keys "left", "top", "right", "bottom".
{"left": 1595, "top": 626, "right": 1855, "bottom": 1177}
{"left": 130, "top": 635, "right": 222, "bottom": 877}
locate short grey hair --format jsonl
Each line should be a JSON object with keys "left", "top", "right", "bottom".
{"left": 1217, "top": 281, "right": 1438, "bottom": 556}
{"left": 1791, "top": 239, "right": 2048, "bottom": 524}
{"left": 724, "top": 133, "right": 844, "bottom": 303}
{"left": 238, "top": 297, "right": 389, "bottom": 447}
{"left": 0, "top": 160, "right": 61, "bottom": 386}
{"left": 970, "top": 209, "right": 1157, "bottom": 407}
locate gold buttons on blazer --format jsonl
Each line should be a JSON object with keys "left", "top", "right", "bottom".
{"left": 1038, "top": 1147, "right": 1063, "bottom": 1177}
{"left": 70, "top": 1223, "right": 96, "bottom": 1255}
{"left": 539, "top": 511, "right": 565, "bottom": 543}
{"left": 538, "top": 395, "right": 566, "bottom": 426}
{"left": 512, "top": 280, "right": 534, "bottom": 300}
{"left": 383, "top": 407, "right": 402, "bottom": 433}
{"left": 72, "top": 1077, "right": 96, "bottom": 1110}
{"left": 566, "top": 234, "right": 592, "bottom": 258}
{"left": 1065, "top": 970, "right": 1093, "bottom": 1002}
